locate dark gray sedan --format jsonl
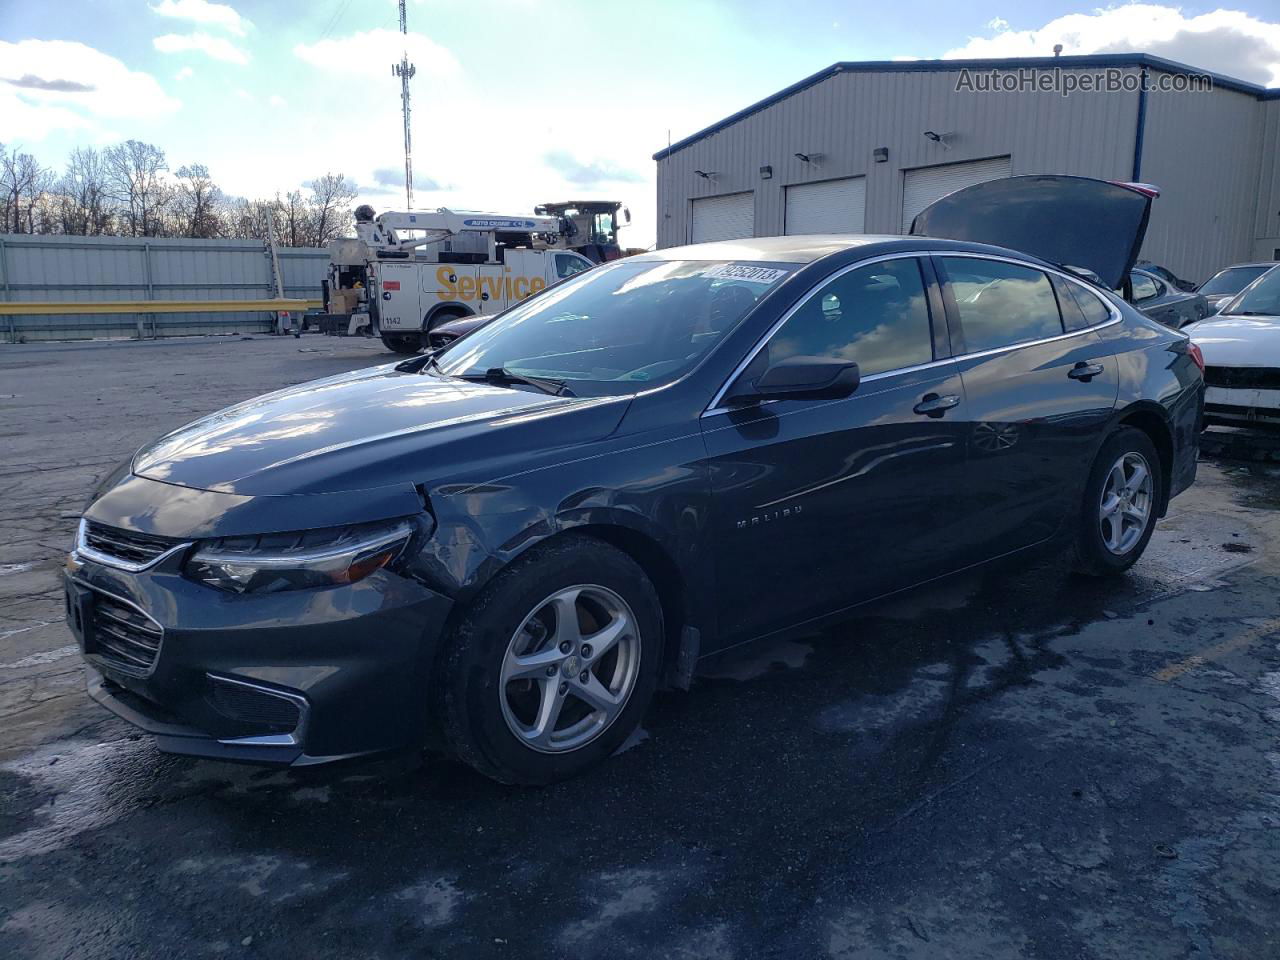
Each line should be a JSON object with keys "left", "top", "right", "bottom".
{"left": 1127, "top": 268, "right": 1210, "bottom": 329}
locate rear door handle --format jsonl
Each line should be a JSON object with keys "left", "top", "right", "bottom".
{"left": 1068, "top": 361, "right": 1105, "bottom": 382}
{"left": 913, "top": 393, "right": 961, "bottom": 417}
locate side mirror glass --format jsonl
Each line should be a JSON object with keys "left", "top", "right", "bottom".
{"left": 728, "top": 356, "right": 860, "bottom": 404}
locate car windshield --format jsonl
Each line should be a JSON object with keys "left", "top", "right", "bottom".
{"left": 1200, "top": 265, "right": 1272, "bottom": 296}
{"left": 434, "top": 259, "right": 794, "bottom": 395}
{"left": 1225, "top": 267, "right": 1280, "bottom": 317}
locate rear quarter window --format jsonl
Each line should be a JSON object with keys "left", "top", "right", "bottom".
{"left": 1052, "top": 274, "right": 1113, "bottom": 331}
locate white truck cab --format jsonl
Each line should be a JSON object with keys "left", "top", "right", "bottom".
{"left": 324, "top": 206, "right": 595, "bottom": 353}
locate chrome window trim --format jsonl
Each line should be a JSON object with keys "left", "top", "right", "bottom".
{"left": 209, "top": 674, "right": 310, "bottom": 748}
{"left": 74, "top": 518, "right": 192, "bottom": 574}
{"left": 702, "top": 248, "right": 1122, "bottom": 418}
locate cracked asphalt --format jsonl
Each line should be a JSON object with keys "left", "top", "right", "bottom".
{"left": 2, "top": 335, "right": 1279, "bottom": 959}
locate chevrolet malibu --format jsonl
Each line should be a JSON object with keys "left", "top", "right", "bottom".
{"left": 67, "top": 177, "right": 1204, "bottom": 784}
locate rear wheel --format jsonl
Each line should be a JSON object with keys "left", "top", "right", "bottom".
{"left": 1073, "top": 427, "right": 1162, "bottom": 576}
{"left": 436, "top": 535, "right": 663, "bottom": 785}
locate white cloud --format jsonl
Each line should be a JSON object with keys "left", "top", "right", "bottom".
{"left": 269, "top": 94, "right": 287, "bottom": 108}
{"left": 0, "top": 39, "right": 180, "bottom": 140}
{"left": 154, "top": 32, "right": 249, "bottom": 65}
{"left": 151, "top": 0, "right": 249, "bottom": 36}
{"left": 944, "top": 4, "right": 1280, "bottom": 86}
{"left": 175, "top": 66, "right": 195, "bottom": 80}
{"left": 294, "top": 28, "right": 460, "bottom": 79}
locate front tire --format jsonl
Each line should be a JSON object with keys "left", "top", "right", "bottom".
{"left": 380, "top": 333, "right": 423, "bottom": 354}
{"left": 436, "top": 535, "right": 664, "bottom": 785}
{"left": 1073, "top": 427, "right": 1162, "bottom": 576}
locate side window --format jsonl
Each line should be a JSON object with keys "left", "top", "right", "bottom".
{"left": 555, "top": 254, "right": 591, "bottom": 279}
{"left": 1131, "top": 272, "right": 1159, "bottom": 302}
{"left": 940, "top": 258, "right": 1063, "bottom": 353}
{"left": 762, "top": 258, "right": 933, "bottom": 377}
{"left": 1061, "top": 276, "right": 1114, "bottom": 328}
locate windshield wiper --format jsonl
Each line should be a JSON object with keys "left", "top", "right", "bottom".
{"left": 394, "top": 350, "right": 440, "bottom": 374}
{"left": 457, "top": 367, "right": 575, "bottom": 397}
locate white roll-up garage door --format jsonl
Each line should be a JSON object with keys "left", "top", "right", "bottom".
{"left": 901, "top": 156, "right": 1012, "bottom": 233}
{"left": 784, "top": 177, "right": 866, "bottom": 235}
{"left": 690, "top": 192, "right": 754, "bottom": 243}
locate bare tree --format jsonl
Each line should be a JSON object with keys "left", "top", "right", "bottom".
{"left": 104, "top": 140, "right": 168, "bottom": 236}
{"left": 281, "top": 190, "right": 308, "bottom": 247}
{"left": 55, "top": 146, "right": 114, "bottom": 235}
{"left": 173, "top": 164, "right": 223, "bottom": 238}
{"left": 226, "top": 195, "right": 283, "bottom": 242}
{"left": 306, "top": 172, "right": 357, "bottom": 246}
{"left": 1, "top": 144, "right": 51, "bottom": 233}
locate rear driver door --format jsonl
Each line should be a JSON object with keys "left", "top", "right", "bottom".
{"left": 934, "top": 255, "right": 1118, "bottom": 558}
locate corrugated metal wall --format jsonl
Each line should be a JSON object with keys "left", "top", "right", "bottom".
{"left": 655, "top": 64, "right": 1280, "bottom": 283}
{"left": 1253, "top": 99, "right": 1280, "bottom": 262}
{"left": 0, "top": 234, "right": 329, "bottom": 342}
{"left": 657, "top": 66, "right": 1140, "bottom": 249}
{"left": 1140, "top": 71, "right": 1263, "bottom": 282}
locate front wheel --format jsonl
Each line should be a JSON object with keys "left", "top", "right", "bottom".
{"left": 380, "top": 333, "right": 422, "bottom": 354}
{"left": 1073, "top": 427, "right": 1162, "bottom": 576}
{"left": 435, "top": 535, "right": 663, "bottom": 785}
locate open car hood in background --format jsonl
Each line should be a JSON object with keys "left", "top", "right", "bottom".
{"left": 910, "top": 175, "right": 1157, "bottom": 291}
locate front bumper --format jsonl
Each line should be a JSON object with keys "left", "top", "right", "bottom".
{"left": 65, "top": 546, "right": 454, "bottom": 765}
{"left": 1203, "top": 385, "right": 1280, "bottom": 430}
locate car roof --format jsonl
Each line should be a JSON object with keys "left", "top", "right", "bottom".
{"left": 1212, "top": 262, "right": 1278, "bottom": 271}
{"left": 631, "top": 234, "right": 1043, "bottom": 265}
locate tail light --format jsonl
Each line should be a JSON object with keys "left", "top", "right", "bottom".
{"left": 1187, "top": 342, "right": 1205, "bottom": 375}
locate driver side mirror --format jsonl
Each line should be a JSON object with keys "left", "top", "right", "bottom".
{"left": 727, "top": 356, "right": 860, "bottom": 404}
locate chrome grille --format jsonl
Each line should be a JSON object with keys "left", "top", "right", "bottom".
{"left": 91, "top": 595, "right": 162, "bottom": 673}
{"left": 82, "top": 520, "right": 182, "bottom": 568}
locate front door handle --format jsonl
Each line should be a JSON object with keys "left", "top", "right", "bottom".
{"left": 1068, "top": 361, "right": 1105, "bottom": 382}
{"left": 913, "top": 393, "right": 961, "bottom": 417}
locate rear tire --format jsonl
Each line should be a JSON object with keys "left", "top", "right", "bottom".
{"left": 380, "top": 333, "right": 422, "bottom": 354}
{"left": 1073, "top": 427, "right": 1163, "bottom": 576}
{"left": 435, "top": 535, "right": 663, "bottom": 785}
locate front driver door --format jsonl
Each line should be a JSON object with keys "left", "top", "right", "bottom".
{"left": 700, "top": 256, "right": 970, "bottom": 648}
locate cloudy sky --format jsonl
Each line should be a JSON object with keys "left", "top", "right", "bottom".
{"left": 2, "top": 0, "right": 1280, "bottom": 248}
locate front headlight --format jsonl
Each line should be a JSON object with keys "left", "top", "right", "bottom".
{"left": 185, "top": 519, "right": 417, "bottom": 594}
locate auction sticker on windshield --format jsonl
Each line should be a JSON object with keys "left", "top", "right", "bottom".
{"left": 701, "top": 264, "right": 790, "bottom": 284}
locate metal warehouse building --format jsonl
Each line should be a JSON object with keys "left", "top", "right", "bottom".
{"left": 654, "top": 54, "right": 1280, "bottom": 283}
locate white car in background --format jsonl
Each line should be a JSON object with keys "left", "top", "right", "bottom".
{"left": 1185, "top": 266, "right": 1280, "bottom": 430}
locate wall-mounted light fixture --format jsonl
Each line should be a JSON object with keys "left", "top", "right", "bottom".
{"left": 922, "top": 131, "right": 952, "bottom": 151}
{"left": 694, "top": 169, "right": 717, "bottom": 179}
{"left": 759, "top": 165, "right": 773, "bottom": 180}
{"left": 794, "top": 152, "right": 812, "bottom": 163}
{"left": 873, "top": 147, "right": 889, "bottom": 163}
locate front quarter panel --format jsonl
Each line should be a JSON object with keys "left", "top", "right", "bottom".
{"left": 406, "top": 420, "right": 716, "bottom": 634}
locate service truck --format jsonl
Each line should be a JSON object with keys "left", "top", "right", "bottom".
{"left": 321, "top": 205, "right": 594, "bottom": 353}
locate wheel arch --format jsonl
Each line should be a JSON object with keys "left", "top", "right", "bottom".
{"left": 1113, "top": 402, "right": 1175, "bottom": 516}
{"left": 424, "top": 301, "right": 474, "bottom": 331}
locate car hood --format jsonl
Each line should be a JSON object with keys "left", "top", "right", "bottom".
{"left": 132, "top": 364, "right": 629, "bottom": 496}
{"left": 1184, "top": 315, "right": 1280, "bottom": 367}
{"left": 910, "top": 175, "right": 1154, "bottom": 290}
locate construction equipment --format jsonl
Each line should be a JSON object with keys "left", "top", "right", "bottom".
{"left": 534, "top": 200, "right": 632, "bottom": 262}
{"left": 320, "top": 205, "right": 595, "bottom": 353}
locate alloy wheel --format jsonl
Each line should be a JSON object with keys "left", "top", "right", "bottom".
{"left": 499, "top": 585, "right": 641, "bottom": 753}
{"left": 1098, "top": 451, "right": 1154, "bottom": 555}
